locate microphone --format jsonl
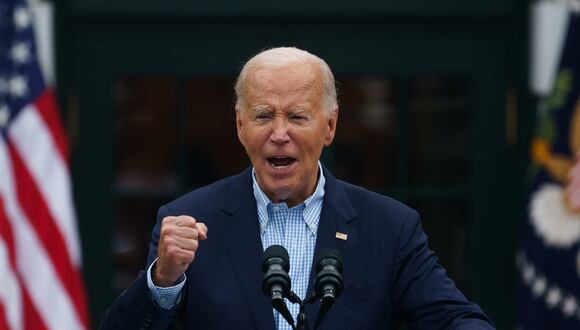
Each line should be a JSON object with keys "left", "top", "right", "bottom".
{"left": 262, "top": 245, "right": 295, "bottom": 328}
{"left": 314, "top": 248, "right": 344, "bottom": 329}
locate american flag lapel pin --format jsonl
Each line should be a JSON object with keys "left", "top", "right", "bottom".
{"left": 335, "top": 232, "right": 348, "bottom": 240}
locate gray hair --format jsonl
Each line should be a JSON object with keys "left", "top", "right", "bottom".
{"left": 234, "top": 47, "right": 338, "bottom": 116}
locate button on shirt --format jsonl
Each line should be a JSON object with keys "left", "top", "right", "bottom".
{"left": 253, "top": 164, "right": 325, "bottom": 330}
{"left": 147, "top": 164, "right": 325, "bottom": 330}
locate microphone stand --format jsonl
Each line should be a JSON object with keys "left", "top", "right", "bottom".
{"left": 287, "top": 291, "right": 307, "bottom": 330}
{"left": 286, "top": 291, "right": 321, "bottom": 330}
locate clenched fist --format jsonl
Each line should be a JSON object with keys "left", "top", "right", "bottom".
{"left": 153, "top": 216, "right": 208, "bottom": 287}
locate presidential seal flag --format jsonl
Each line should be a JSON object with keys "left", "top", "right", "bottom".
{"left": 517, "top": 12, "right": 580, "bottom": 330}
{"left": 0, "top": 0, "right": 89, "bottom": 329}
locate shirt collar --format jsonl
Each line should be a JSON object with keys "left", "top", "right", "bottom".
{"left": 252, "top": 162, "right": 325, "bottom": 234}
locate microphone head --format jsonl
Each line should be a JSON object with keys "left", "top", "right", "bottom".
{"left": 261, "top": 245, "right": 295, "bottom": 327}
{"left": 262, "top": 245, "right": 291, "bottom": 297}
{"left": 315, "top": 248, "right": 343, "bottom": 272}
{"left": 314, "top": 248, "right": 344, "bottom": 300}
{"left": 262, "top": 245, "right": 290, "bottom": 272}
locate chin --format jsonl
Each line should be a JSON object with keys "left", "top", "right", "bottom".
{"left": 265, "top": 183, "right": 296, "bottom": 202}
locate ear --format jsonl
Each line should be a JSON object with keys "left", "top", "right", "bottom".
{"left": 324, "top": 108, "right": 339, "bottom": 146}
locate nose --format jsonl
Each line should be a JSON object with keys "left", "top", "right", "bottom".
{"left": 269, "top": 116, "right": 290, "bottom": 145}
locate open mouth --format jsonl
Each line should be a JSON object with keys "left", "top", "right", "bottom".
{"left": 267, "top": 157, "right": 297, "bottom": 168}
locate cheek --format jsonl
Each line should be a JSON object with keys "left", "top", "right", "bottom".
{"left": 243, "top": 130, "right": 267, "bottom": 153}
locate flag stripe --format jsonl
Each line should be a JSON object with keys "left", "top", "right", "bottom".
{"left": 0, "top": 141, "right": 85, "bottom": 330}
{"left": 8, "top": 104, "right": 81, "bottom": 266}
{"left": 0, "top": 198, "right": 46, "bottom": 330}
{"left": 0, "top": 300, "right": 9, "bottom": 330}
{"left": 0, "top": 198, "right": 60, "bottom": 330}
{"left": 2, "top": 201, "right": 49, "bottom": 330}
{"left": 33, "top": 90, "right": 69, "bottom": 163}
{"left": 6, "top": 141, "right": 88, "bottom": 326}
{"left": 0, "top": 198, "right": 22, "bottom": 330}
{"left": 21, "top": 288, "right": 47, "bottom": 330}
{"left": 0, "top": 198, "right": 15, "bottom": 269}
{"left": 0, "top": 235, "right": 22, "bottom": 330}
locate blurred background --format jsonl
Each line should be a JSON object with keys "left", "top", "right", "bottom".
{"left": 5, "top": 0, "right": 580, "bottom": 329}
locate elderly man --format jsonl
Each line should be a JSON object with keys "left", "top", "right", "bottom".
{"left": 100, "top": 47, "right": 494, "bottom": 329}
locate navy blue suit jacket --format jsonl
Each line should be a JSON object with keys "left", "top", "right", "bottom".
{"left": 100, "top": 167, "right": 494, "bottom": 329}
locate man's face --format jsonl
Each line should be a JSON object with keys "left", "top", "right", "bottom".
{"left": 236, "top": 62, "right": 338, "bottom": 207}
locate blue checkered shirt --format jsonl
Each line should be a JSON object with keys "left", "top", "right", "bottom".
{"left": 147, "top": 164, "right": 325, "bottom": 330}
{"left": 146, "top": 262, "right": 185, "bottom": 308}
{"left": 253, "top": 164, "right": 325, "bottom": 330}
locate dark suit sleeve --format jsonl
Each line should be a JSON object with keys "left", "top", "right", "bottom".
{"left": 392, "top": 210, "right": 495, "bottom": 329}
{"left": 99, "top": 206, "right": 182, "bottom": 330}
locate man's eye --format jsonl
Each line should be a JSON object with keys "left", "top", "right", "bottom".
{"left": 255, "top": 114, "right": 271, "bottom": 120}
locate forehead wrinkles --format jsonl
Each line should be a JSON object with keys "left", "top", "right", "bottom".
{"left": 302, "top": 78, "right": 322, "bottom": 95}
{"left": 244, "top": 78, "right": 322, "bottom": 110}
{"left": 246, "top": 62, "right": 321, "bottom": 94}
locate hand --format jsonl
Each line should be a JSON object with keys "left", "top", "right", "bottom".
{"left": 153, "top": 216, "right": 208, "bottom": 287}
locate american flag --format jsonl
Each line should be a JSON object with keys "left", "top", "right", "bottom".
{"left": 0, "top": 0, "right": 89, "bottom": 329}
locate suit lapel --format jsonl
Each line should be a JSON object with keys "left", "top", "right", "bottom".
{"left": 216, "top": 167, "right": 358, "bottom": 329}
{"left": 305, "top": 168, "right": 359, "bottom": 327}
{"left": 217, "top": 168, "right": 276, "bottom": 330}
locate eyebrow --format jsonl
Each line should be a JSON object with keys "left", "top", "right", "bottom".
{"left": 250, "top": 103, "right": 312, "bottom": 114}
{"left": 251, "top": 105, "right": 271, "bottom": 113}
{"left": 289, "top": 106, "right": 308, "bottom": 113}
